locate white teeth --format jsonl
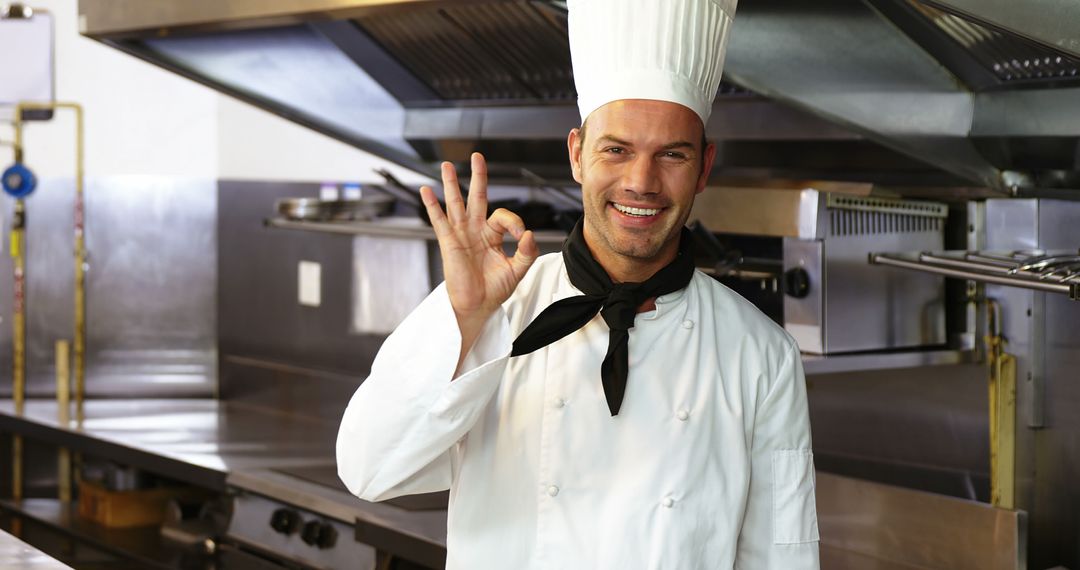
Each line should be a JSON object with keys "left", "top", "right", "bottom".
{"left": 613, "top": 203, "right": 661, "bottom": 217}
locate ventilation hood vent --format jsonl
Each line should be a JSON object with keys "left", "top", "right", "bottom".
{"left": 358, "top": 2, "right": 574, "bottom": 102}
{"left": 909, "top": 1, "right": 1080, "bottom": 86}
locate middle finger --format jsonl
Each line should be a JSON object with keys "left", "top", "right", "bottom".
{"left": 466, "top": 152, "right": 488, "bottom": 223}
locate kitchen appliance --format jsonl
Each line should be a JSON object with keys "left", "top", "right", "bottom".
{"left": 691, "top": 185, "right": 948, "bottom": 354}
{"left": 222, "top": 465, "right": 447, "bottom": 570}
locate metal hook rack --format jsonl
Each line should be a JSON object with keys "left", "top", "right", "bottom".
{"left": 870, "top": 249, "right": 1080, "bottom": 300}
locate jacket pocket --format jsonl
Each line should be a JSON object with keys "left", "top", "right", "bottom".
{"left": 771, "top": 449, "right": 819, "bottom": 544}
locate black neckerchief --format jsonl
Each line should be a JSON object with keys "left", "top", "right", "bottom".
{"left": 511, "top": 219, "right": 695, "bottom": 416}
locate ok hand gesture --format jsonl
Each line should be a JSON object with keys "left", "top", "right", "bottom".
{"left": 420, "top": 153, "right": 538, "bottom": 361}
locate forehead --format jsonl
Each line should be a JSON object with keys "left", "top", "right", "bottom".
{"left": 584, "top": 99, "right": 704, "bottom": 145}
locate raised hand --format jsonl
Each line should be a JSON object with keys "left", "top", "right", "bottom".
{"left": 420, "top": 153, "right": 538, "bottom": 364}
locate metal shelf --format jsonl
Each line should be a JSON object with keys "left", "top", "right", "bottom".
{"left": 0, "top": 498, "right": 193, "bottom": 569}
{"left": 801, "top": 349, "right": 973, "bottom": 375}
{"left": 871, "top": 250, "right": 1080, "bottom": 300}
{"left": 265, "top": 217, "right": 569, "bottom": 244}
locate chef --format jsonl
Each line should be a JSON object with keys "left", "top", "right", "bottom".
{"left": 337, "top": 0, "right": 819, "bottom": 568}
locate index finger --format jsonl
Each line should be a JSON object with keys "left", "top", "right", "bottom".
{"left": 466, "top": 152, "right": 488, "bottom": 222}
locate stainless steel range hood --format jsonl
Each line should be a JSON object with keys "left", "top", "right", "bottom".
{"left": 79, "top": 0, "right": 1080, "bottom": 194}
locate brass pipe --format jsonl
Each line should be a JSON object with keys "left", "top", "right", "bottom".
{"left": 13, "top": 102, "right": 87, "bottom": 418}
{"left": 10, "top": 200, "right": 25, "bottom": 409}
{"left": 985, "top": 299, "right": 1016, "bottom": 509}
{"left": 10, "top": 200, "right": 26, "bottom": 502}
{"left": 55, "top": 340, "right": 71, "bottom": 503}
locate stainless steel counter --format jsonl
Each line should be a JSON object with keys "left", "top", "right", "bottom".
{"left": 0, "top": 398, "right": 447, "bottom": 564}
{"left": 0, "top": 528, "right": 73, "bottom": 569}
{"left": 0, "top": 398, "right": 1020, "bottom": 570}
{"left": 0, "top": 399, "right": 337, "bottom": 490}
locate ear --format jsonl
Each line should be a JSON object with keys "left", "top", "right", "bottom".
{"left": 696, "top": 141, "right": 717, "bottom": 195}
{"left": 567, "top": 128, "right": 584, "bottom": 184}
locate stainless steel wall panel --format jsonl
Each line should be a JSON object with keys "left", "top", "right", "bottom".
{"left": 985, "top": 200, "right": 1040, "bottom": 251}
{"left": 217, "top": 180, "right": 381, "bottom": 421}
{"left": 1036, "top": 292, "right": 1080, "bottom": 567}
{"left": 983, "top": 197, "right": 1080, "bottom": 569}
{"left": 1031, "top": 201, "right": 1080, "bottom": 569}
{"left": 0, "top": 176, "right": 216, "bottom": 398}
{"left": 807, "top": 363, "right": 989, "bottom": 501}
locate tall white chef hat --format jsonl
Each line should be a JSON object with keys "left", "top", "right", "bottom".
{"left": 568, "top": 0, "right": 739, "bottom": 126}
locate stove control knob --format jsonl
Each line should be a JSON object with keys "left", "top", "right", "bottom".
{"left": 783, "top": 268, "right": 811, "bottom": 299}
{"left": 301, "top": 520, "right": 338, "bottom": 549}
{"left": 301, "top": 520, "right": 321, "bottom": 545}
{"left": 317, "top": 523, "right": 338, "bottom": 549}
{"left": 270, "top": 508, "right": 301, "bottom": 535}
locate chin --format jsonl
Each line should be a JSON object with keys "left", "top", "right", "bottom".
{"left": 609, "top": 237, "right": 668, "bottom": 261}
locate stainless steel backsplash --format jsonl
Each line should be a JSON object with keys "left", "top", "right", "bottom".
{"left": 0, "top": 176, "right": 217, "bottom": 398}
{"left": 217, "top": 180, "right": 389, "bottom": 423}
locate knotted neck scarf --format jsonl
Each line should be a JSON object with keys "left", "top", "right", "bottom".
{"left": 511, "top": 220, "right": 696, "bottom": 416}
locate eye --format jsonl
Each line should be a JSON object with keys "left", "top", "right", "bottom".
{"left": 603, "top": 146, "right": 626, "bottom": 154}
{"left": 661, "top": 151, "right": 689, "bottom": 160}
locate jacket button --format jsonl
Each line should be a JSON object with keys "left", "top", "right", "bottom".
{"left": 681, "top": 319, "right": 694, "bottom": 330}
{"left": 662, "top": 496, "right": 675, "bottom": 508}
{"left": 547, "top": 485, "right": 560, "bottom": 497}
{"left": 676, "top": 409, "right": 690, "bottom": 421}
{"left": 553, "top": 397, "right": 567, "bottom": 409}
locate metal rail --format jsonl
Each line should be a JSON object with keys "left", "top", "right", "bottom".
{"left": 870, "top": 250, "right": 1080, "bottom": 300}
{"left": 265, "top": 217, "right": 569, "bottom": 244}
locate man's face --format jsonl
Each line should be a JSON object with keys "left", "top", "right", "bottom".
{"left": 568, "top": 99, "right": 715, "bottom": 278}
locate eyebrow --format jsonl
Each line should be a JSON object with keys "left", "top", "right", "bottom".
{"left": 595, "top": 135, "right": 696, "bottom": 152}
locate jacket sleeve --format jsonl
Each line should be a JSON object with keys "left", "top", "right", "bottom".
{"left": 735, "top": 340, "right": 820, "bottom": 569}
{"left": 336, "top": 283, "right": 512, "bottom": 501}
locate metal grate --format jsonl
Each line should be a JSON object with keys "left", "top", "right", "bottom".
{"left": 357, "top": 0, "right": 750, "bottom": 102}
{"left": 827, "top": 195, "right": 947, "bottom": 236}
{"left": 909, "top": 1, "right": 1080, "bottom": 84}
{"left": 358, "top": 2, "right": 570, "bottom": 100}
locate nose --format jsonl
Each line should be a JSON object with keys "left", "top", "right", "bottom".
{"left": 621, "top": 154, "right": 660, "bottom": 196}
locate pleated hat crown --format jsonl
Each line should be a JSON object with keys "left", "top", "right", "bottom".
{"left": 568, "top": 0, "right": 738, "bottom": 126}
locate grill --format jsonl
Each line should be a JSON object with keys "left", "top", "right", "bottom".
{"left": 827, "top": 195, "right": 947, "bottom": 237}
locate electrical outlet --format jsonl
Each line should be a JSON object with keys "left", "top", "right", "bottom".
{"left": 298, "top": 261, "right": 321, "bottom": 307}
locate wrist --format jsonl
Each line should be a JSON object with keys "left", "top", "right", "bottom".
{"left": 453, "top": 307, "right": 496, "bottom": 376}
{"left": 455, "top": 307, "right": 494, "bottom": 339}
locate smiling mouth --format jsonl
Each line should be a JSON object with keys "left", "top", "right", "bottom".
{"left": 611, "top": 203, "right": 662, "bottom": 217}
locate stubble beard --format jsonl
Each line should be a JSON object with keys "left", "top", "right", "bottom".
{"left": 582, "top": 186, "right": 684, "bottom": 263}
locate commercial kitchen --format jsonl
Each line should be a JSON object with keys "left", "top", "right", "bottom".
{"left": 0, "top": 0, "right": 1077, "bottom": 568}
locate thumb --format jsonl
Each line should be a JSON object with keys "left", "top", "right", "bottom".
{"left": 510, "top": 230, "right": 539, "bottom": 282}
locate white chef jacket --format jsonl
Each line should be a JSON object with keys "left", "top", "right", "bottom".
{"left": 337, "top": 253, "right": 819, "bottom": 569}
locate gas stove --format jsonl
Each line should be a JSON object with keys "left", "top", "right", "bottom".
{"left": 222, "top": 465, "right": 447, "bottom": 569}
